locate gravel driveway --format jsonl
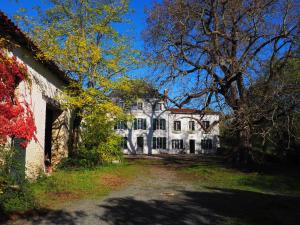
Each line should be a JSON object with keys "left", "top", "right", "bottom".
{"left": 8, "top": 156, "right": 221, "bottom": 225}
{"left": 7, "top": 156, "right": 300, "bottom": 225}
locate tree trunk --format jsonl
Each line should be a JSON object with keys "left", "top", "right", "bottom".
{"left": 68, "top": 109, "right": 82, "bottom": 157}
{"left": 231, "top": 106, "right": 253, "bottom": 166}
{"left": 238, "top": 126, "right": 252, "bottom": 165}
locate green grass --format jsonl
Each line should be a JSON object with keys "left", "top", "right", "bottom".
{"left": 180, "top": 163, "right": 300, "bottom": 196}
{"left": 31, "top": 162, "right": 143, "bottom": 208}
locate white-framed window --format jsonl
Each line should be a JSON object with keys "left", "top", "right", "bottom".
{"left": 137, "top": 102, "right": 143, "bottom": 110}
{"left": 189, "top": 121, "right": 195, "bottom": 131}
{"left": 155, "top": 102, "right": 163, "bottom": 111}
{"left": 202, "top": 121, "right": 210, "bottom": 129}
{"left": 114, "top": 121, "right": 127, "bottom": 130}
{"left": 152, "top": 137, "right": 167, "bottom": 149}
{"left": 153, "top": 118, "right": 166, "bottom": 130}
{"left": 174, "top": 121, "right": 181, "bottom": 131}
{"left": 172, "top": 139, "right": 184, "bottom": 149}
{"left": 134, "top": 118, "right": 147, "bottom": 130}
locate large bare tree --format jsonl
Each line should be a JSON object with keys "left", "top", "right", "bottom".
{"left": 143, "top": 0, "right": 299, "bottom": 162}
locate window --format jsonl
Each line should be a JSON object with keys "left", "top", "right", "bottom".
{"left": 201, "top": 139, "right": 213, "bottom": 150}
{"left": 114, "top": 121, "right": 127, "bottom": 130}
{"left": 118, "top": 101, "right": 125, "bottom": 108}
{"left": 155, "top": 103, "right": 163, "bottom": 111}
{"left": 153, "top": 118, "right": 166, "bottom": 130}
{"left": 121, "top": 137, "right": 128, "bottom": 149}
{"left": 134, "top": 118, "right": 147, "bottom": 130}
{"left": 152, "top": 137, "right": 166, "bottom": 149}
{"left": 189, "top": 121, "right": 195, "bottom": 131}
{"left": 137, "top": 102, "right": 143, "bottom": 110}
{"left": 174, "top": 121, "right": 181, "bottom": 131}
{"left": 202, "top": 121, "right": 210, "bottom": 129}
{"left": 172, "top": 139, "right": 184, "bottom": 149}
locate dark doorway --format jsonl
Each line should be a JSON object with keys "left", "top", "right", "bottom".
{"left": 137, "top": 136, "right": 144, "bottom": 154}
{"left": 44, "top": 105, "right": 54, "bottom": 166}
{"left": 44, "top": 103, "right": 61, "bottom": 169}
{"left": 189, "top": 139, "right": 195, "bottom": 154}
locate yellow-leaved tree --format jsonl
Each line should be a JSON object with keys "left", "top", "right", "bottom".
{"left": 16, "top": 0, "right": 140, "bottom": 165}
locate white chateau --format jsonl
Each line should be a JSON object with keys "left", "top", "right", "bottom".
{"left": 113, "top": 97, "right": 220, "bottom": 155}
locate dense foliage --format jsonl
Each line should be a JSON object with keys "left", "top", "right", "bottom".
{"left": 16, "top": 0, "right": 140, "bottom": 165}
{"left": 0, "top": 46, "right": 36, "bottom": 149}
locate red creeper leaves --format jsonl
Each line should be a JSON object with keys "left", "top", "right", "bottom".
{"left": 0, "top": 49, "right": 36, "bottom": 148}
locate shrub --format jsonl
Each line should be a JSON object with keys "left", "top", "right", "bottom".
{"left": 0, "top": 146, "right": 37, "bottom": 214}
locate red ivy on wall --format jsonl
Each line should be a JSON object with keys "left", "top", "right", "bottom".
{"left": 0, "top": 49, "right": 36, "bottom": 149}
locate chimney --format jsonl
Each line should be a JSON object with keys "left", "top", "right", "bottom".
{"left": 163, "top": 88, "right": 169, "bottom": 102}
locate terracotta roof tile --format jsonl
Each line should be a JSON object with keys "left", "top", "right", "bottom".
{"left": 168, "top": 108, "right": 220, "bottom": 115}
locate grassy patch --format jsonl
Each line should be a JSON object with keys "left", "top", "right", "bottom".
{"left": 180, "top": 163, "right": 300, "bottom": 195}
{"left": 31, "top": 162, "right": 142, "bottom": 208}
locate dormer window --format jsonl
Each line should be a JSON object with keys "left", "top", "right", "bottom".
{"left": 155, "top": 103, "right": 163, "bottom": 111}
{"left": 137, "top": 102, "right": 143, "bottom": 110}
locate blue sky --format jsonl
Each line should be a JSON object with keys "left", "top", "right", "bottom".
{"left": 0, "top": 0, "right": 202, "bottom": 108}
{"left": 0, "top": 0, "right": 157, "bottom": 78}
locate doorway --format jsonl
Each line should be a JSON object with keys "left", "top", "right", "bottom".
{"left": 137, "top": 136, "right": 144, "bottom": 153}
{"left": 44, "top": 103, "right": 61, "bottom": 170}
{"left": 189, "top": 139, "right": 195, "bottom": 154}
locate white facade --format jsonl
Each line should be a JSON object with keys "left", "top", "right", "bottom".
{"left": 13, "top": 46, "right": 71, "bottom": 178}
{"left": 115, "top": 98, "right": 220, "bottom": 155}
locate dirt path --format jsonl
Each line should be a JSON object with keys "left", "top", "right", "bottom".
{"left": 8, "top": 160, "right": 219, "bottom": 225}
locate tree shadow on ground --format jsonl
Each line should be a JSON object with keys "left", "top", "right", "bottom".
{"left": 0, "top": 208, "right": 88, "bottom": 225}
{"left": 98, "top": 188, "right": 300, "bottom": 225}
{"left": 126, "top": 154, "right": 224, "bottom": 169}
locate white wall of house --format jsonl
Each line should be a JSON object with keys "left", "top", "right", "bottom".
{"left": 115, "top": 98, "right": 220, "bottom": 155}
{"left": 11, "top": 46, "right": 70, "bottom": 179}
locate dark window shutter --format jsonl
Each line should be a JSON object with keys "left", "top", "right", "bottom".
{"left": 153, "top": 119, "right": 157, "bottom": 130}
{"left": 180, "top": 140, "right": 183, "bottom": 149}
{"left": 209, "top": 139, "right": 212, "bottom": 149}
{"left": 134, "top": 119, "right": 137, "bottom": 130}
{"left": 163, "top": 119, "right": 166, "bottom": 130}
{"left": 143, "top": 119, "right": 147, "bottom": 130}
{"left": 153, "top": 137, "right": 156, "bottom": 149}
{"left": 163, "top": 138, "right": 166, "bottom": 149}
{"left": 124, "top": 137, "right": 128, "bottom": 149}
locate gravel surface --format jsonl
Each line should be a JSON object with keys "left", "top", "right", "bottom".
{"left": 7, "top": 160, "right": 219, "bottom": 225}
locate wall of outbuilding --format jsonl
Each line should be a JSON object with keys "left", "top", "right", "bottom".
{"left": 12, "top": 46, "right": 70, "bottom": 179}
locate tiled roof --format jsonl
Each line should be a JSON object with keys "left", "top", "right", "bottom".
{"left": 0, "top": 11, "right": 70, "bottom": 84}
{"left": 168, "top": 108, "right": 220, "bottom": 115}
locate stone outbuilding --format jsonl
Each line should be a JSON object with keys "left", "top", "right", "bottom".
{"left": 0, "top": 12, "right": 72, "bottom": 179}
